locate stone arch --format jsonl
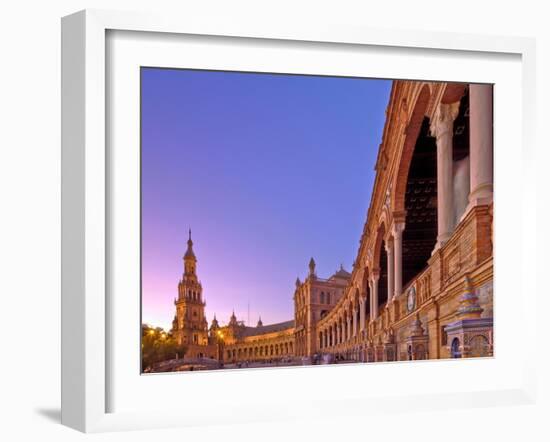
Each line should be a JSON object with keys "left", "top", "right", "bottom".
{"left": 362, "top": 267, "right": 371, "bottom": 318}
{"left": 353, "top": 287, "right": 361, "bottom": 330}
{"left": 353, "top": 287, "right": 360, "bottom": 307}
{"left": 372, "top": 222, "right": 389, "bottom": 310}
{"left": 372, "top": 220, "right": 388, "bottom": 269}
{"left": 392, "top": 83, "right": 432, "bottom": 213}
{"left": 451, "top": 337, "right": 461, "bottom": 358}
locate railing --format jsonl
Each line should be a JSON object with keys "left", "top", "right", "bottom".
{"left": 399, "top": 264, "right": 432, "bottom": 308}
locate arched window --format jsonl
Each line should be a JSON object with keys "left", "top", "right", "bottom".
{"left": 326, "top": 292, "right": 331, "bottom": 304}
{"left": 451, "top": 338, "right": 461, "bottom": 358}
{"left": 320, "top": 292, "right": 325, "bottom": 304}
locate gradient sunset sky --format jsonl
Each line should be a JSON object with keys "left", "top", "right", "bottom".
{"left": 141, "top": 68, "right": 391, "bottom": 331}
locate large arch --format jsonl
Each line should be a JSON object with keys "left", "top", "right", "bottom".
{"left": 362, "top": 267, "right": 371, "bottom": 319}
{"left": 398, "top": 84, "right": 470, "bottom": 288}
{"left": 392, "top": 83, "right": 432, "bottom": 213}
{"left": 372, "top": 223, "right": 389, "bottom": 311}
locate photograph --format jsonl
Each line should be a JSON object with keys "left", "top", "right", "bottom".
{"left": 140, "top": 68, "right": 494, "bottom": 373}
{"left": 3, "top": 0, "right": 546, "bottom": 439}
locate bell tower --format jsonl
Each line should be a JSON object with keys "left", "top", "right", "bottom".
{"left": 173, "top": 229, "right": 209, "bottom": 348}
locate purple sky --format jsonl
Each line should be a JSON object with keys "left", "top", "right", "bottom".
{"left": 141, "top": 68, "right": 391, "bottom": 330}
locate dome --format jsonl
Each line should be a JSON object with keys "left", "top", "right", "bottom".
{"left": 330, "top": 264, "right": 351, "bottom": 280}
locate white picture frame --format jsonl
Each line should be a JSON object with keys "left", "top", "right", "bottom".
{"left": 61, "top": 9, "right": 537, "bottom": 433}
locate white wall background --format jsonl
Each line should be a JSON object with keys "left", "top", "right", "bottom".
{"left": 0, "top": 1, "right": 547, "bottom": 441}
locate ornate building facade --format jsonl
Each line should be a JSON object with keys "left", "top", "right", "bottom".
{"left": 168, "top": 80, "right": 494, "bottom": 366}
{"left": 312, "top": 81, "right": 494, "bottom": 362}
{"left": 171, "top": 230, "right": 217, "bottom": 359}
{"left": 293, "top": 258, "right": 350, "bottom": 357}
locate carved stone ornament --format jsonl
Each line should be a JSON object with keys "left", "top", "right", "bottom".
{"left": 384, "top": 183, "right": 392, "bottom": 209}
{"left": 407, "top": 285, "right": 416, "bottom": 312}
{"left": 430, "top": 102, "right": 460, "bottom": 139}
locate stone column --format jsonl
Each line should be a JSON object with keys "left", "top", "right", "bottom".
{"left": 344, "top": 317, "right": 348, "bottom": 342}
{"left": 368, "top": 279, "right": 373, "bottom": 321}
{"left": 392, "top": 222, "right": 405, "bottom": 299}
{"left": 353, "top": 308, "right": 358, "bottom": 337}
{"left": 368, "top": 280, "right": 373, "bottom": 320}
{"left": 347, "top": 316, "right": 352, "bottom": 341}
{"left": 336, "top": 322, "right": 340, "bottom": 345}
{"left": 385, "top": 239, "right": 395, "bottom": 303}
{"left": 359, "top": 297, "right": 366, "bottom": 331}
{"left": 469, "top": 84, "right": 493, "bottom": 206}
{"left": 431, "top": 102, "right": 460, "bottom": 248}
{"left": 330, "top": 327, "right": 334, "bottom": 347}
{"left": 342, "top": 321, "right": 346, "bottom": 343}
{"left": 371, "top": 270, "right": 380, "bottom": 320}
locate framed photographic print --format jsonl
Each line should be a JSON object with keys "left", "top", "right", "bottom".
{"left": 140, "top": 68, "right": 491, "bottom": 373}
{"left": 61, "top": 9, "right": 537, "bottom": 433}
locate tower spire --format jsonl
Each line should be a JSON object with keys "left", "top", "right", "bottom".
{"left": 183, "top": 227, "right": 197, "bottom": 278}
{"left": 309, "top": 257, "right": 316, "bottom": 277}
{"left": 184, "top": 228, "right": 196, "bottom": 260}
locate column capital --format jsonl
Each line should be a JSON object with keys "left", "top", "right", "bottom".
{"left": 384, "top": 237, "right": 394, "bottom": 253}
{"left": 430, "top": 101, "right": 460, "bottom": 139}
{"left": 371, "top": 268, "right": 381, "bottom": 281}
{"left": 392, "top": 210, "right": 407, "bottom": 224}
{"left": 391, "top": 221, "right": 406, "bottom": 238}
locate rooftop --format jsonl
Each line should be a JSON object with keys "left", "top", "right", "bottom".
{"left": 242, "top": 319, "right": 295, "bottom": 337}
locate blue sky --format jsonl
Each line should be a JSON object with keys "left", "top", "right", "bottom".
{"left": 141, "top": 68, "right": 391, "bottom": 330}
